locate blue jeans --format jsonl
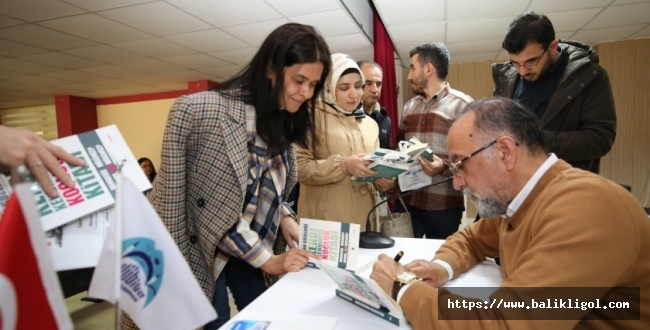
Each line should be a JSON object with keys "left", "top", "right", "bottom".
{"left": 204, "top": 257, "right": 267, "bottom": 330}
{"left": 394, "top": 203, "right": 463, "bottom": 239}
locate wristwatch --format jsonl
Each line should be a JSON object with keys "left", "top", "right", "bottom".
{"left": 391, "top": 271, "right": 419, "bottom": 300}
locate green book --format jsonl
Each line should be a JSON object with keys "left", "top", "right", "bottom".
{"left": 352, "top": 160, "right": 409, "bottom": 183}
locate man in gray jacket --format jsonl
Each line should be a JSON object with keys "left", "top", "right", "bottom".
{"left": 492, "top": 11, "right": 616, "bottom": 173}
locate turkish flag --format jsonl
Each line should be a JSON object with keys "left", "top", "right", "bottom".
{"left": 0, "top": 183, "right": 72, "bottom": 330}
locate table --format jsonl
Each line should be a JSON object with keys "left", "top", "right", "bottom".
{"left": 221, "top": 237, "right": 503, "bottom": 329}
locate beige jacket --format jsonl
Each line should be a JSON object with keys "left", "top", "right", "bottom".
{"left": 296, "top": 101, "right": 379, "bottom": 228}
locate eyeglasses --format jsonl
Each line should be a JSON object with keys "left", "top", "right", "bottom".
{"left": 508, "top": 49, "right": 547, "bottom": 69}
{"left": 446, "top": 140, "right": 497, "bottom": 177}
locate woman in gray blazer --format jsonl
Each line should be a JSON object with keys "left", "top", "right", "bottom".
{"left": 123, "top": 23, "right": 332, "bottom": 330}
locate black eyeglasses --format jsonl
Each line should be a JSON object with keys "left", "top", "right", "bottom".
{"left": 508, "top": 49, "right": 547, "bottom": 69}
{"left": 446, "top": 140, "right": 497, "bottom": 177}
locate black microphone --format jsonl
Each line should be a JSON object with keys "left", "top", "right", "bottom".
{"left": 360, "top": 176, "right": 454, "bottom": 249}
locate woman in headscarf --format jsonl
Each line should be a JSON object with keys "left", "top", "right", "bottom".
{"left": 296, "top": 53, "right": 380, "bottom": 228}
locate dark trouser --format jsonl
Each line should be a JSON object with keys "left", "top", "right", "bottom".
{"left": 394, "top": 203, "right": 463, "bottom": 239}
{"left": 204, "top": 257, "right": 267, "bottom": 330}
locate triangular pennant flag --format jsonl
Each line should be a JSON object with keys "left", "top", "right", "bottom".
{"left": 89, "top": 174, "right": 216, "bottom": 329}
{"left": 0, "top": 183, "right": 73, "bottom": 330}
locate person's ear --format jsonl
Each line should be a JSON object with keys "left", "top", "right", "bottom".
{"left": 549, "top": 39, "right": 560, "bottom": 53}
{"left": 497, "top": 136, "right": 519, "bottom": 171}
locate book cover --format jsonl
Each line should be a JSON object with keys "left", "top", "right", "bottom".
{"left": 317, "top": 261, "right": 404, "bottom": 326}
{"left": 298, "top": 218, "right": 360, "bottom": 271}
{"left": 0, "top": 125, "right": 151, "bottom": 231}
{"left": 352, "top": 160, "right": 409, "bottom": 183}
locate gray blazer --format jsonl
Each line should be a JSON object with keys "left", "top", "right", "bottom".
{"left": 149, "top": 90, "right": 297, "bottom": 300}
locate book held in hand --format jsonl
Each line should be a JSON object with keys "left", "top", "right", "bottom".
{"left": 0, "top": 125, "right": 151, "bottom": 231}
{"left": 298, "top": 218, "right": 360, "bottom": 270}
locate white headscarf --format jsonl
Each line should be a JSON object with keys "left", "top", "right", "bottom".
{"left": 322, "top": 53, "right": 365, "bottom": 115}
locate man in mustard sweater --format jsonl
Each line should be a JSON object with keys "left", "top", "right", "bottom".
{"left": 371, "top": 97, "right": 650, "bottom": 329}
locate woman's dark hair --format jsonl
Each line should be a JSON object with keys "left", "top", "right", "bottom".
{"left": 138, "top": 157, "right": 157, "bottom": 183}
{"left": 217, "top": 23, "right": 331, "bottom": 153}
{"left": 502, "top": 11, "right": 555, "bottom": 54}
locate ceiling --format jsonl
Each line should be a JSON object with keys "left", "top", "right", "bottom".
{"left": 1, "top": 0, "right": 649, "bottom": 110}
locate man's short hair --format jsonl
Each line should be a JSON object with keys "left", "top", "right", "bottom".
{"left": 502, "top": 11, "right": 555, "bottom": 54}
{"left": 462, "top": 97, "right": 546, "bottom": 153}
{"left": 409, "top": 43, "right": 450, "bottom": 80}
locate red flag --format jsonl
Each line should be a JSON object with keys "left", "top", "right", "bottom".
{"left": 0, "top": 183, "right": 72, "bottom": 330}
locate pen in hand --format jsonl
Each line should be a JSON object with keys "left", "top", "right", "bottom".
{"left": 394, "top": 251, "right": 404, "bottom": 263}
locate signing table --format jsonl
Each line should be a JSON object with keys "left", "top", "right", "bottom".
{"left": 220, "top": 237, "right": 503, "bottom": 329}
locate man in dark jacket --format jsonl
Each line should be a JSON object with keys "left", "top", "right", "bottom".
{"left": 358, "top": 61, "right": 392, "bottom": 149}
{"left": 492, "top": 11, "right": 616, "bottom": 174}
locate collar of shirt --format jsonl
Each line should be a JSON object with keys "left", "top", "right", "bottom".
{"left": 506, "top": 153, "right": 559, "bottom": 218}
{"left": 415, "top": 82, "right": 450, "bottom": 104}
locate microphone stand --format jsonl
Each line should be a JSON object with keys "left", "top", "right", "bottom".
{"left": 360, "top": 176, "right": 454, "bottom": 249}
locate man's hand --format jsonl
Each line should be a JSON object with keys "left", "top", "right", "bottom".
{"left": 405, "top": 259, "right": 449, "bottom": 288}
{"left": 259, "top": 248, "right": 319, "bottom": 275}
{"left": 374, "top": 177, "right": 395, "bottom": 192}
{"left": 0, "top": 125, "right": 85, "bottom": 197}
{"left": 280, "top": 215, "right": 299, "bottom": 248}
{"left": 370, "top": 254, "right": 406, "bottom": 297}
{"left": 419, "top": 154, "right": 445, "bottom": 177}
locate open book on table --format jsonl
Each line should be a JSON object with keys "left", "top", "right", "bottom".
{"left": 315, "top": 259, "right": 405, "bottom": 326}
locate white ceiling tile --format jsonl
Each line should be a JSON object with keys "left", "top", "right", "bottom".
{"left": 374, "top": 0, "right": 444, "bottom": 25}
{"left": 166, "top": 0, "right": 281, "bottom": 27}
{"left": 57, "top": 82, "right": 111, "bottom": 92}
{"left": 78, "top": 64, "right": 146, "bottom": 78}
{"left": 98, "top": 2, "right": 211, "bottom": 35}
{"left": 0, "top": 25, "right": 95, "bottom": 50}
{"left": 290, "top": 9, "right": 358, "bottom": 37}
{"left": 0, "top": 14, "right": 23, "bottom": 27}
{"left": 42, "top": 70, "right": 109, "bottom": 82}
{"left": 60, "top": 0, "right": 152, "bottom": 11}
{"left": 7, "top": 75, "right": 74, "bottom": 86}
{"left": 0, "top": 58, "right": 61, "bottom": 74}
{"left": 221, "top": 19, "right": 289, "bottom": 47}
{"left": 325, "top": 34, "right": 372, "bottom": 54}
{"left": 161, "top": 54, "right": 230, "bottom": 69}
{"left": 447, "top": 0, "right": 527, "bottom": 20}
{"left": 163, "top": 29, "right": 249, "bottom": 52}
{"left": 447, "top": 38, "right": 503, "bottom": 56}
{"left": 62, "top": 45, "right": 148, "bottom": 63}
{"left": 0, "top": 39, "right": 48, "bottom": 57}
{"left": 121, "top": 72, "right": 175, "bottom": 84}
{"left": 264, "top": 0, "right": 340, "bottom": 16}
{"left": 0, "top": 0, "right": 83, "bottom": 22}
{"left": 40, "top": 14, "right": 150, "bottom": 43}
{"left": 112, "top": 37, "right": 195, "bottom": 57}
{"left": 118, "top": 59, "right": 185, "bottom": 75}
{"left": 395, "top": 44, "right": 420, "bottom": 61}
{"left": 447, "top": 17, "right": 514, "bottom": 43}
{"left": 611, "top": 0, "right": 650, "bottom": 4}
{"left": 530, "top": 0, "right": 613, "bottom": 12}
{"left": 586, "top": 3, "right": 650, "bottom": 29}
{"left": 629, "top": 25, "right": 650, "bottom": 39}
{"left": 209, "top": 48, "right": 258, "bottom": 66}
{"left": 21, "top": 52, "right": 104, "bottom": 69}
{"left": 388, "top": 22, "right": 445, "bottom": 45}
{"left": 572, "top": 25, "right": 647, "bottom": 44}
{"left": 545, "top": 9, "right": 602, "bottom": 32}
{"left": 0, "top": 69, "right": 28, "bottom": 80}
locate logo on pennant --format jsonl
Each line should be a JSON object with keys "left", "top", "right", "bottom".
{"left": 121, "top": 238, "right": 164, "bottom": 308}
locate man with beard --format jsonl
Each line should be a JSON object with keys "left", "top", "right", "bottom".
{"left": 370, "top": 97, "right": 650, "bottom": 329}
{"left": 493, "top": 11, "right": 616, "bottom": 174}
{"left": 395, "top": 43, "right": 472, "bottom": 239}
